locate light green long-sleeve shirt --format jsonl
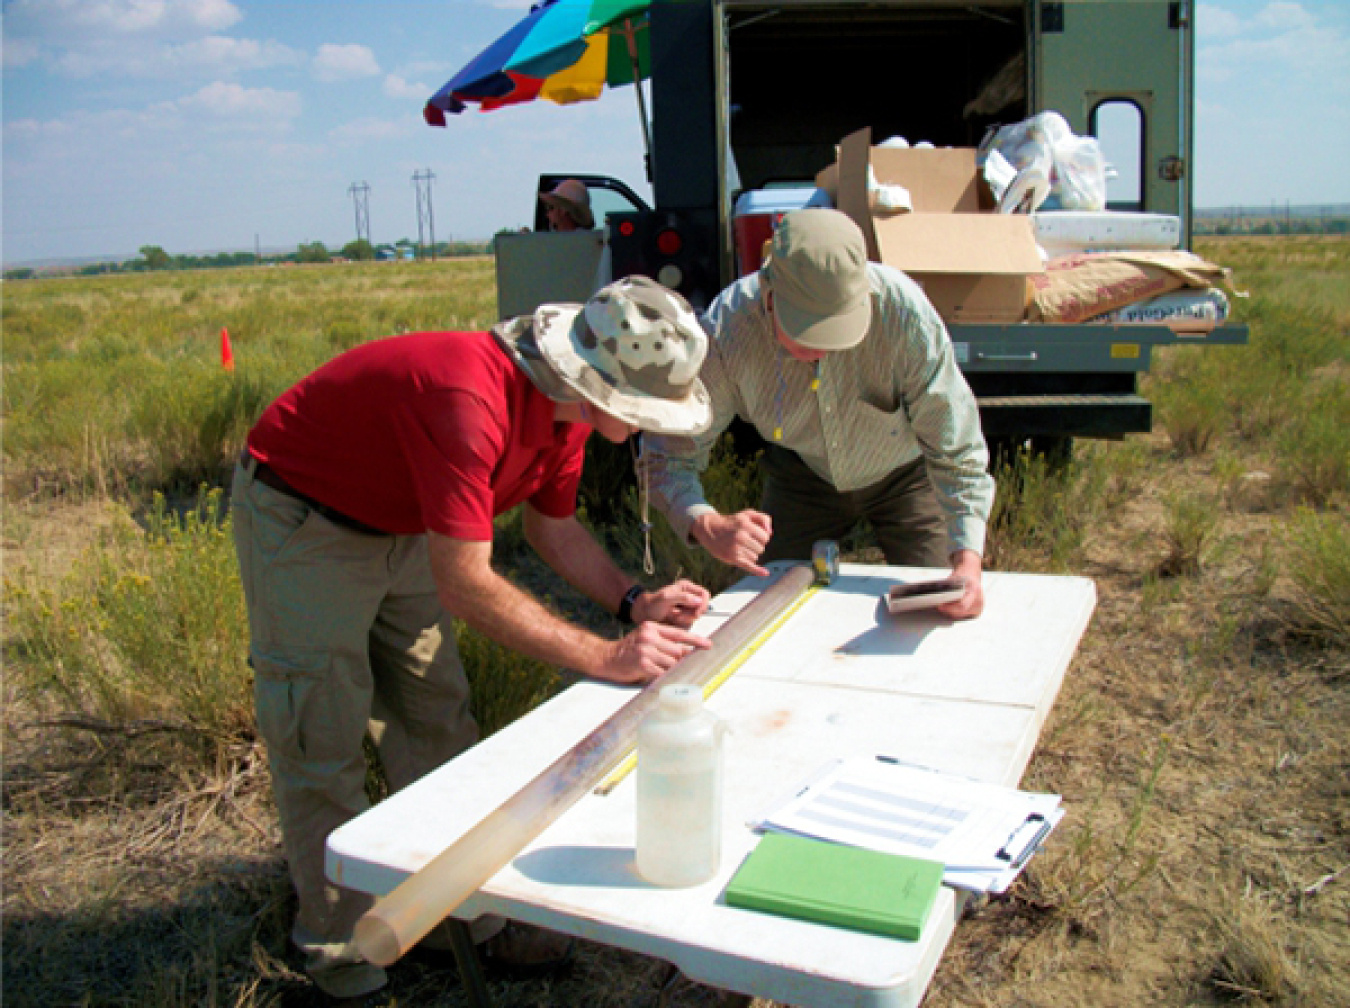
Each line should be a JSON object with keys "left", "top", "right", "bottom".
{"left": 644, "top": 263, "right": 995, "bottom": 556}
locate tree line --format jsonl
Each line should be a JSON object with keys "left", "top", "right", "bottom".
{"left": 1193, "top": 216, "right": 1350, "bottom": 236}
{"left": 4, "top": 239, "right": 493, "bottom": 281}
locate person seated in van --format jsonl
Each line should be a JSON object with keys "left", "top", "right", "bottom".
{"left": 540, "top": 178, "right": 595, "bottom": 232}
{"left": 643, "top": 208, "right": 995, "bottom": 620}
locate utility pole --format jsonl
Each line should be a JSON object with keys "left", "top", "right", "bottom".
{"left": 348, "top": 181, "right": 371, "bottom": 247}
{"left": 412, "top": 168, "right": 437, "bottom": 260}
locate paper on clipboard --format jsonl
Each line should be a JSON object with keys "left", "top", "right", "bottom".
{"left": 749, "top": 756, "right": 1064, "bottom": 893}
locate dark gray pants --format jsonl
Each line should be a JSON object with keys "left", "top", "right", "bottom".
{"left": 759, "top": 445, "right": 950, "bottom": 567}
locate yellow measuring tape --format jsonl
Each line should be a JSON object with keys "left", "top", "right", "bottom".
{"left": 593, "top": 584, "right": 821, "bottom": 795}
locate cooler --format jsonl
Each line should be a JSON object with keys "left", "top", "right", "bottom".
{"left": 732, "top": 187, "right": 824, "bottom": 276}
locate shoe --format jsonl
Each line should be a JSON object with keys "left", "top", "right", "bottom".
{"left": 480, "top": 921, "right": 576, "bottom": 980}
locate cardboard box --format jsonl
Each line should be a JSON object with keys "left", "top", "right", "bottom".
{"left": 825, "top": 128, "right": 1043, "bottom": 324}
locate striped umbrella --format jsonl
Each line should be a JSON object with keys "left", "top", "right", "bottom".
{"left": 425, "top": 0, "right": 652, "bottom": 162}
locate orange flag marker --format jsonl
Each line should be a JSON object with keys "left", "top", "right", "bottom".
{"left": 221, "top": 327, "right": 235, "bottom": 372}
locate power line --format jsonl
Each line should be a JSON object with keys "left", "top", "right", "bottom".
{"left": 412, "top": 168, "right": 436, "bottom": 261}
{"left": 347, "top": 181, "right": 371, "bottom": 246}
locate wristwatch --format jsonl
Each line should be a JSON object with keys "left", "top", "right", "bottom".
{"left": 617, "top": 584, "right": 647, "bottom": 625}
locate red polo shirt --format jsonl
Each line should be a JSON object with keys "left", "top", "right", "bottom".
{"left": 246, "top": 331, "right": 591, "bottom": 539}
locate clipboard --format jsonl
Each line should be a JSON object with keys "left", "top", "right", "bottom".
{"left": 997, "top": 812, "right": 1055, "bottom": 868}
{"left": 749, "top": 755, "right": 1064, "bottom": 892}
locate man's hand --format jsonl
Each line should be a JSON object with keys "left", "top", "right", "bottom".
{"left": 634, "top": 579, "right": 711, "bottom": 628}
{"left": 595, "top": 623, "right": 712, "bottom": 685}
{"left": 691, "top": 510, "right": 774, "bottom": 576}
{"left": 937, "top": 548, "right": 984, "bottom": 619}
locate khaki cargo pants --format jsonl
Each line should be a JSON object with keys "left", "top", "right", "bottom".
{"left": 759, "top": 445, "right": 951, "bottom": 568}
{"left": 231, "top": 460, "right": 480, "bottom": 998}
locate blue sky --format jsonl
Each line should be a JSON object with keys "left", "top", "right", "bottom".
{"left": 3, "top": 0, "right": 1348, "bottom": 264}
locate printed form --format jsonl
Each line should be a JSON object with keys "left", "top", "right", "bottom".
{"left": 750, "top": 755, "right": 1064, "bottom": 893}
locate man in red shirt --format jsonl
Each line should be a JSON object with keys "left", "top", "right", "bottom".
{"left": 232, "top": 277, "right": 715, "bottom": 1003}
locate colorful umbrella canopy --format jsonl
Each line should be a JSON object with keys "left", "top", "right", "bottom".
{"left": 424, "top": 0, "right": 651, "bottom": 124}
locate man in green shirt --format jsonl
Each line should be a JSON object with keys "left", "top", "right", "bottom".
{"left": 645, "top": 208, "right": 995, "bottom": 618}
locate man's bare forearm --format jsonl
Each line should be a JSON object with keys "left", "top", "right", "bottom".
{"left": 428, "top": 532, "right": 607, "bottom": 676}
{"left": 524, "top": 507, "right": 634, "bottom": 615}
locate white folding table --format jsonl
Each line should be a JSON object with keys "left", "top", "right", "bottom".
{"left": 327, "top": 563, "right": 1096, "bottom": 1007}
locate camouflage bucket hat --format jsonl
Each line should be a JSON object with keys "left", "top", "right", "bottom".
{"left": 533, "top": 276, "right": 713, "bottom": 436}
{"left": 491, "top": 314, "right": 582, "bottom": 405}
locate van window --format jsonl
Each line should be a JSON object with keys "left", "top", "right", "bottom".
{"left": 589, "top": 186, "right": 642, "bottom": 226}
{"left": 1091, "top": 99, "right": 1144, "bottom": 211}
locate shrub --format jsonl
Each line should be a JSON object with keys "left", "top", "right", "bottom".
{"left": 1275, "top": 381, "right": 1349, "bottom": 507}
{"left": 457, "top": 624, "right": 562, "bottom": 738}
{"left": 1155, "top": 491, "right": 1219, "bottom": 577}
{"left": 985, "top": 449, "right": 1107, "bottom": 573}
{"left": 131, "top": 367, "right": 278, "bottom": 490}
{"left": 3, "top": 489, "right": 252, "bottom": 760}
{"left": 1280, "top": 508, "right": 1350, "bottom": 647}
{"left": 1148, "top": 349, "right": 1229, "bottom": 457}
{"left": 1207, "top": 895, "right": 1298, "bottom": 1002}
{"left": 578, "top": 437, "right": 638, "bottom": 528}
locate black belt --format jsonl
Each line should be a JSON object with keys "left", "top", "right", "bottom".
{"left": 240, "top": 449, "right": 390, "bottom": 536}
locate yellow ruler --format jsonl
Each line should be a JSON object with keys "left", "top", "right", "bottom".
{"left": 593, "top": 584, "right": 821, "bottom": 795}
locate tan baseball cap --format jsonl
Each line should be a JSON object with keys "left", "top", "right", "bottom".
{"left": 762, "top": 208, "right": 872, "bottom": 351}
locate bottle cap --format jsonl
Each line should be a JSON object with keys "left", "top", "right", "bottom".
{"left": 659, "top": 683, "right": 703, "bottom": 716}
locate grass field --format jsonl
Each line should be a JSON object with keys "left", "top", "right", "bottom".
{"left": 3, "top": 239, "right": 1348, "bottom": 1007}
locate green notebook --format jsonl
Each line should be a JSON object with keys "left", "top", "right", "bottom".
{"left": 725, "top": 832, "right": 944, "bottom": 941}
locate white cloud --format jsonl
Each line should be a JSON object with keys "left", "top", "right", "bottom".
{"left": 1256, "top": 1, "right": 1317, "bottom": 31}
{"left": 5, "top": 116, "right": 78, "bottom": 141}
{"left": 313, "top": 43, "right": 380, "bottom": 82}
{"left": 1198, "top": 4, "right": 1243, "bottom": 37}
{"left": 48, "top": 34, "right": 299, "bottom": 77}
{"left": 4, "top": 82, "right": 301, "bottom": 149}
{"left": 47, "top": 33, "right": 302, "bottom": 77}
{"left": 384, "top": 74, "right": 429, "bottom": 100}
{"left": 4, "top": 0, "right": 242, "bottom": 41}
{"left": 164, "top": 35, "right": 303, "bottom": 73}
{"left": 329, "top": 117, "right": 412, "bottom": 144}
{"left": 175, "top": 81, "right": 301, "bottom": 124}
{"left": 3, "top": 38, "right": 43, "bottom": 68}
{"left": 7, "top": 0, "right": 296, "bottom": 79}
{"left": 1199, "top": 1, "right": 1348, "bottom": 88}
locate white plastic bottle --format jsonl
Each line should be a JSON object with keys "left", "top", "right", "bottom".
{"left": 635, "top": 684, "right": 725, "bottom": 887}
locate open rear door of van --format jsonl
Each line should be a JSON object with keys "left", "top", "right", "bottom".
{"left": 1033, "top": 0, "right": 1193, "bottom": 241}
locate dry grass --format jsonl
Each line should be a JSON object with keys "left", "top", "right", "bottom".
{"left": 4, "top": 239, "right": 1348, "bottom": 1006}
{"left": 924, "top": 437, "right": 1349, "bottom": 1008}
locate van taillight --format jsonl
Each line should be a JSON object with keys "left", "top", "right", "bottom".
{"left": 656, "top": 229, "right": 683, "bottom": 256}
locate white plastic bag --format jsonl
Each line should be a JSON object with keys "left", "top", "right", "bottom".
{"left": 867, "top": 165, "right": 912, "bottom": 215}
{"left": 1051, "top": 134, "right": 1108, "bottom": 210}
{"left": 980, "top": 111, "right": 1108, "bottom": 212}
